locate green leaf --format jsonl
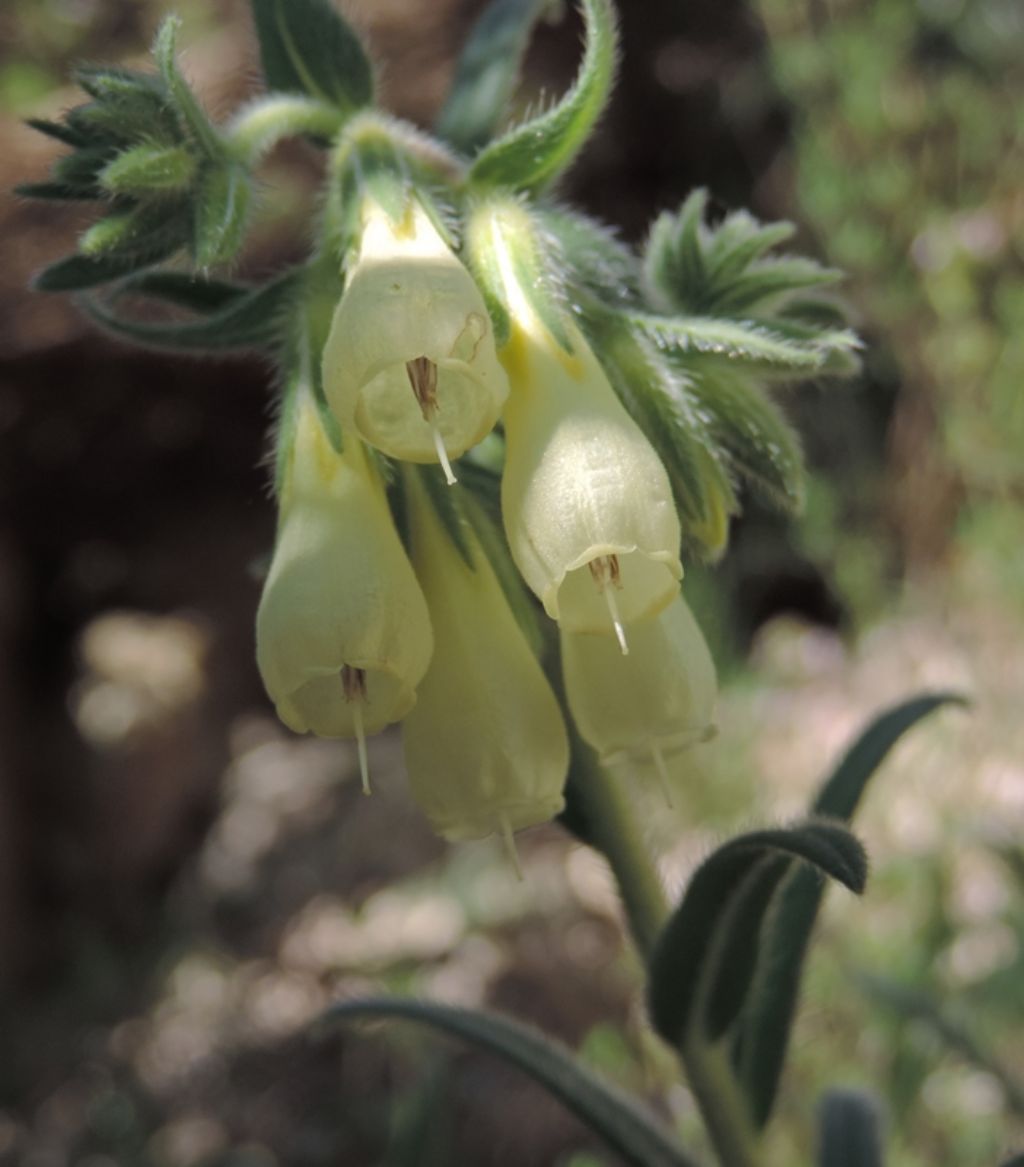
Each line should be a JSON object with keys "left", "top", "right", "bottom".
{"left": 708, "top": 257, "right": 843, "bottom": 317}
{"left": 685, "top": 367, "right": 805, "bottom": 511}
{"left": 73, "top": 65, "right": 182, "bottom": 144}
{"left": 15, "top": 181, "right": 98, "bottom": 202}
{"left": 814, "top": 692, "right": 967, "bottom": 819}
{"left": 537, "top": 206, "right": 644, "bottom": 309}
{"left": 436, "top": 0, "right": 553, "bottom": 154}
{"left": 317, "top": 998, "right": 700, "bottom": 1167}
{"left": 192, "top": 163, "right": 251, "bottom": 267}
{"left": 630, "top": 312, "right": 831, "bottom": 371}
{"left": 817, "top": 1089, "right": 885, "bottom": 1167}
{"left": 34, "top": 248, "right": 178, "bottom": 293}
{"left": 116, "top": 270, "right": 246, "bottom": 312}
{"left": 25, "top": 116, "right": 92, "bottom": 148}
{"left": 733, "top": 693, "right": 965, "bottom": 1129}
{"left": 99, "top": 143, "right": 197, "bottom": 195}
{"left": 80, "top": 202, "right": 192, "bottom": 262}
{"left": 644, "top": 190, "right": 709, "bottom": 313}
{"left": 81, "top": 271, "right": 299, "bottom": 352}
{"left": 469, "top": 0, "right": 618, "bottom": 193}
{"left": 153, "top": 17, "right": 224, "bottom": 160}
{"left": 250, "top": 0, "right": 373, "bottom": 113}
{"left": 647, "top": 822, "right": 867, "bottom": 1049}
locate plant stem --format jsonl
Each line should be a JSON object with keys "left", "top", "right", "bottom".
{"left": 683, "top": 1040, "right": 764, "bottom": 1167}
{"left": 575, "top": 745, "right": 670, "bottom": 960}
{"left": 226, "top": 94, "right": 345, "bottom": 163}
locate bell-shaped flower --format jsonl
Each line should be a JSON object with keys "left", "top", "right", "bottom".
{"left": 322, "top": 198, "right": 509, "bottom": 483}
{"left": 256, "top": 391, "right": 433, "bottom": 755}
{"left": 561, "top": 592, "right": 716, "bottom": 783}
{"left": 500, "top": 315, "right": 683, "bottom": 647}
{"left": 401, "top": 473, "right": 568, "bottom": 841}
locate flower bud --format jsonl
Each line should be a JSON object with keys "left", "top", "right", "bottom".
{"left": 256, "top": 392, "right": 433, "bottom": 741}
{"left": 500, "top": 316, "right": 683, "bottom": 645}
{"left": 561, "top": 593, "right": 716, "bottom": 773}
{"left": 322, "top": 198, "right": 509, "bottom": 481}
{"left": 401, "top": 474, "right": 568, "bottom": 841}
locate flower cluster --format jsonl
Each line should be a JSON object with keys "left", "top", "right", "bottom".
{"left": 256, "top": 187, "right": 718, "bottom": 843}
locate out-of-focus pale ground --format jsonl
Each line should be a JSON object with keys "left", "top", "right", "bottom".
{"left": 1, "top": 0, "right": 1022, "bottom": 1164}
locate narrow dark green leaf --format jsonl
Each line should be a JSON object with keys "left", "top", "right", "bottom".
{"left": 538, "top": 206, "right": 643, "bottom": 308}
{"left": 436, "top": 0, "right": 552, "bottom": 154}
{"left": 99, "top": 143, "right": 197, "bottom": 195}
{"left": 154, "top": 17, "right": 224, "bottom": 160}
{"left": 702, "top": 855, "right": 792, "bottom": 1040}
{"left": 15, "top": 181, "right": 98, "bottom": 202}
{"left": 647, "top": 823, "right": 866, "bottom": 1048}
{"left": 632, "top": 312, "right": 829, "bottom": 370}
{"left": 317, "top": 998, "right": 700, "bottom": 1167}
{"left": 817, "top": 1089, "right": 885, "bottom": 1167}
{"left": 192, "top": 164, "right": 251, "bottom": 267}
{"left": 704, "top": 212, "right": 794, "bottom": 288}
{"left": 815, "top": 692, "right": 967, "bottom": 819}
{"left": 707, "top": 257, "right": 842, "bottom": 317}
{"left": 117, "top": 270, "right": 246, "bottom": 312}
{"left": 250, "top": 0, "right": 373, "bottom": 113}
{"left": 81, "top": 272, "right": 299, "bottom": 352}
{"left": 72, "top": 68, "right": 182, "bottom": 146}
{"left": 469, "top": 0, "right": 618, "bottom": 193}
{"left": 733, "top": 693, "right": 965, "bottom": 1129}
{"left": 34, "top": 247, "right": 177, "bottom": 293}
{"left": 80, "top": 203, "right": 192, "bottom": 263}
{"left": 643, "top": 190, "right": 709, "bottom": 314}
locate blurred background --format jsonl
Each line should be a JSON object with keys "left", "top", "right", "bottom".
{"left": 0, "top": 0, "right": 1022, "bottom": 1164}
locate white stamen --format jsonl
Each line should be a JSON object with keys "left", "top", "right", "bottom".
{"left": 352, "top": 700, "right": 370, "bottom": 796}
{"left": 651, "top": 743, "right": 674, "bottom": 808}
{"left": 431, "top": 420, "right": 457, "bottom": 485}
{"left": 499, "top": 812, "right": 523, "bottom": 881}
{"left": 603, "top": 584, "right": 629, "bottom": 655}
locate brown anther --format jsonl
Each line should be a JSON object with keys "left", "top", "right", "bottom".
{"left": 588, "top": 554, "right": 622, "bottom": 591}
{"left": 406, "top": 356, "right": 439, "bottom": 420}
{"left": 341, "top": 665, "right": 367, "bottom": 703}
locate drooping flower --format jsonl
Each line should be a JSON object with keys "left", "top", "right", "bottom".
{"left": 322, "top": 197, "right": 508, "bottom": 483}
{"left": 401, "top": 471, "right": 568, "bottom": 842}
{"left": 560, "top": 592, "right": 716, "bottom": 784}
{"left": 499, "top": 314, "right": 683, "bottom": 647}
{"left": 256, "top": 387, "right": 433, "bottom": 771}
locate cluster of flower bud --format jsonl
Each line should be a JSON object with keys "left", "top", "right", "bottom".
{"left": 256, "top": 189, "right": 717, "bottom": 844}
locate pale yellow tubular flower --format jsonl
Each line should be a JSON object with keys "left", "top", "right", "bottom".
{"left": 322, "top": 198, "right": 508, "bottom": 482}
{"left": 256, "top": 391, "right": 433, "bottom": 779}
{"left": 561, "top": 592, "right": 717, "bottom": 790}
{"left": 401, "top": 473, "right": 568, "bottom": 842}
{"left": 499, "top": 315, "right": 683, "bottom": 647}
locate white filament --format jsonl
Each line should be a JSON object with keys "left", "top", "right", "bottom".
{"left": 431, "top": 420, "right": 458, "bottom": 486}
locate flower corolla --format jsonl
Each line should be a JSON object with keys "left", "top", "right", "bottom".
{"left": 322, "top": 198, "right": 508, "bottom": 482}
{"left": 256, "top": 392, "right": 433, "bottom": 744}
{"left": 561, "top": 592, "right": 716, "bottom": 776}
{"left": 401, "top": 474, "right": 568, "bottom": 841}
{"left": 499, "top": 314, "right": 683, "bottom": 647}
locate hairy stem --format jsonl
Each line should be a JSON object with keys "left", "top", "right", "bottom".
{"left": 226, "top": 94, "right": 345, "bottom": 163}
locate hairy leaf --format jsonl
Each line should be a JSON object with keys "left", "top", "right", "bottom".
{"left": 154, "top": 17, "right": 224, "bottom": 159}
{"left": 318, "top": 998, "right": 700, "bottom": 1167}
{"left": 470, "top": 0, "right": 618, "bottom": 193}
{"left": 193, "top": 163, "right": 250, "bottom": 267}
{"left": 647, "top": 823, "right": 867, "bottom": 1049}
{"left": 250, "top": 0, "right": 373, "bottom": 113}
{"left": 99, "top": 143, "right": 197, "bottom": 195}
{"left": 733, "top": 693, "right": 965, "bottom": 1129}
{"left": 34, "top": 247, "right": 178, "bottom": 293}
{"left": 115, "top": 270, "right": 246, "bottom": 312}
{"left": 81, "top": 271, "right": 299, "bottom": 352}
{"left": 437, "top": 0, "right": 554, "bottom": 154}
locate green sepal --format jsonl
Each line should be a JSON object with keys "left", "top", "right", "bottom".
{"left": 817, "top": 1089, "right": 885, "bottom": 1167}
{"left": 154, "top": 17, "right": 225, "bottom": 160}
{"left": 34, "top": 247, "right": 178, "bottom": 293}
{"left": 684, "top": 368, "right": 805, "bottom": 512}
{"left": 731, "top": 693, "right": 965, "bottom": 1130}
{"left": 592, "top": 316, "right": 738, "bottom": 552}
{"left": 99, "top": 144, "right": 197, "bottom": 196}
{"left": 647, "top": 821, "right": 867, "bottom": 1049}
{"left": 80, "top": 201, "right": 192, "bottom": 263}
{"left": 436, "top": 0, "right": 555, "bottom": 154}
{"left": 317, "top": 998, "right": 700, "bottom": 1167}
{"left": 645, "top": 189, "right": 845, "bottom": 320}
{"left": 536, "top": 205, "right": 644, "bottom": 309}
{"left": 25, "top": 117, "right": 92, "bottom": 148}
{"left": 81, "top": 271, "right": 300, "bottom": 352}
{"left": 192, "top": 163, "right": 251, "bottom": 267}
{"left": 250, "top": 0, "right": 374, "bottom": 114}
{"left": 52, "top": 146, "right": 112, "bottom": 197}
{"left": 469, "top": 0, "right": 618, "bottom": 193}
{"left": 72, "top": 65, "right": 182, "bottom": 145}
